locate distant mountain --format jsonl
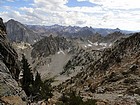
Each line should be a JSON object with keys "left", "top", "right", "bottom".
{"left": 27, "top": 24, "right": 133, "bottom": 37}
{"left": 31, "top": 35, "right": 76, "bottom": 58}
{"left": 6, "top": 19, "right": 41, "bottom": 44}
{"left": 5, "top": 19, "right": 133, "bottom": 45}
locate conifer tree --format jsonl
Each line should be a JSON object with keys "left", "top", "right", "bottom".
{"left": 33, "top": 71, "right": 42, "bottom": 98}
{"left": 33, "top": 73, "right": 53, "bottom": 101}
{"left": 21, "top": 54, "right": 34, "bottom": 96}
{"left": 39, "top": 79, "right": 53, "bottom": 100}
{"left": 21, "top": 54, "right": 53, "bottom": 101}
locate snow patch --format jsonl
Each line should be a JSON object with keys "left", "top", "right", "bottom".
{"left": 68, "top": 48, "right": 71, "bottom": 52}
{"left": 48, "top": 64, "right": 50, "bottom": 67}
{"left": 99, "top": 43, "right": 107, "bottom": 47}
{"left": 23, "top": 28, "right": 26, "bottom": 30}
{"left": 15, "top": 42, "right": 31, "bottom": 50}
{"left": 17, "top": 45, "right": 27, "bottom": 49}
{"left": 93, "top": 42, "right": 98, "bottom": 46}
{"left": 57, "top": 49, "right": 65, "bottom": 55}
{"left": 84, "top": 45, "right": 87, "bottom": 48}
{"left": 102, "top": 46, "right": 107, "bottom": 49}
{"left": 34, "top": 40, "right": 37, "bottom": 43}
{"left": 87, "top": 44, "right": 92, "bottom": 47}
{"left": 88, "top": 40, "right": 93, "bottom": 44}
{"left": 19, "top": 71, "right": 23, "bottom": 80}
{"left": 109, "top": 43, "right": 112, "bottom": 47}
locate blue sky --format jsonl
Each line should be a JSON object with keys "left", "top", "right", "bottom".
{"left": 67, "top": 0, "right": 96, "bottom": 7}
{"left": 0, "top": 0, "right": 140, "bottom": 31}
{"left": 0, "top": 0, "right": 31, "bottom": 7}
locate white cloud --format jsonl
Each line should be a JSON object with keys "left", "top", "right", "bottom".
{"left": 89, "top": 0, "right": 140, "bottom": 9}
{"left": 20, "top": 7, "right": 34, "bottom": 13}
{"left": 77, "top": 0, "right": 88, "bottom": 2}
{"left": 34, "top": 0, "right": 68, "bottom": 8}
{"left": 3, "top": 6, "right": 12, "bottom": 10}
{"left": 1, "top": 0, "right": 140, "bottom": 31}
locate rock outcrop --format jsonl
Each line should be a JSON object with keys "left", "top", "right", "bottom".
{"left": 58, "top": 32, "right": 140, "bottom": 104}
{"left": 61, "top": 49, "right": 102, "bottom": 75}
{"left": 0, "top": 18, "right": 26, "bottom": 104}
{"left": 31, "top": 35, "right": 75, "bottom": 58}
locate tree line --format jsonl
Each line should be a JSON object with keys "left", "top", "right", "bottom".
{"left": 21, "top": 54, "right": 53, "bottom": 102}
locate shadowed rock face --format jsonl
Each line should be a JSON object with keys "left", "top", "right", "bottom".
{"left": 0, "top": 18, "right": 6, "bottom": 37}
{"left": 0, "top": 18, "right": 26, "bottom": 104}
{"left": 0, "top": 18, "right": 20, "bottom": 80}
{"left": 31, "top": 35, "right": 75, "bottom": 58}
{"left": 6, "top": 19, "right": 41, "bottom": 44}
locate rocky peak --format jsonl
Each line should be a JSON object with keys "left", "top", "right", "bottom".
{"left": 0, "top": 18, "right": 6, "bottom": 37}
{"left": 6, "top": 19, "right": 41, "bottom": 44}
{"left": 31, "top": 35, "right": 75, "bottom": 58}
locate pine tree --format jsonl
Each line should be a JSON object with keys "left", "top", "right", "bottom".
{"left": 33, "top": 72, "right": 42, "bottom": 99}
{"left": 33, "top": 72, "right": 53, "bottom": 101}
{"left": 39, "top": 79, "right": 53, "bottom": 101}
{"left": 21, "top": 54, "right": 34, "bottom": 96}
{"left": 34, "top": 72, "right": 42, "bottom": 90}
{"left": 21, "top": 54, "right": 53, "bottom": 101}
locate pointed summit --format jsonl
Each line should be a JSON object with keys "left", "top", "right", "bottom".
{"left": 7, "top": 19, "right": 16, "bottom": 22}
{"left": 0, "top": 17, "right": 6, "bottom": 36}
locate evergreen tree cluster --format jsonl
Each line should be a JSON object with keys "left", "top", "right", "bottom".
{"left": 56, "top": 91, "right": 97, "bottom": 105}
{"left": 21, "top": 54, "right": 53, "bottom": 101}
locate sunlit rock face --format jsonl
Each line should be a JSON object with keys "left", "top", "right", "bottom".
{"left": 58, "top": 32, "right": 140, "bottom": 104}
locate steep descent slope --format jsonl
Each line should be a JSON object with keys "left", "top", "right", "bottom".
{"left": 61, "top": 49, "right": 102, "bottom": 75}
{"left": 30, "top": 35, "right": 78, "bottom": 81}
{"left": 0, "top": 18, "right": 26, "bottom": 104}
{"left": 28, "top": 31, "right": 126, "bottom": 84}
{"left": 58, "top": 33, "right": 140, "bottom": 104}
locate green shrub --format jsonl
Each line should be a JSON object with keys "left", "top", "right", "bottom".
{"left": 58, "top": 91, "right": 96, "bottom": 105}
{"left": 136, "top": 101, "right": 140, "bottom": 105}
{"left": 82, "top": 99, "right": 97, "bottom": 105}
{"left": 135, "top": 88, "right": 140, "bottom": 95}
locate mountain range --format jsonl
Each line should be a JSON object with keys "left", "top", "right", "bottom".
{"left": 5, "top": 19, "right": 133, "bottom": 45}
{"left": 27, "top": 24, "right": 132, "bottom": 37}
{"left": 0, "top": 18, "right": 140, "bottom": 104}
{"left": 4, "top": 19, "right": 131, "bottom": 84}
